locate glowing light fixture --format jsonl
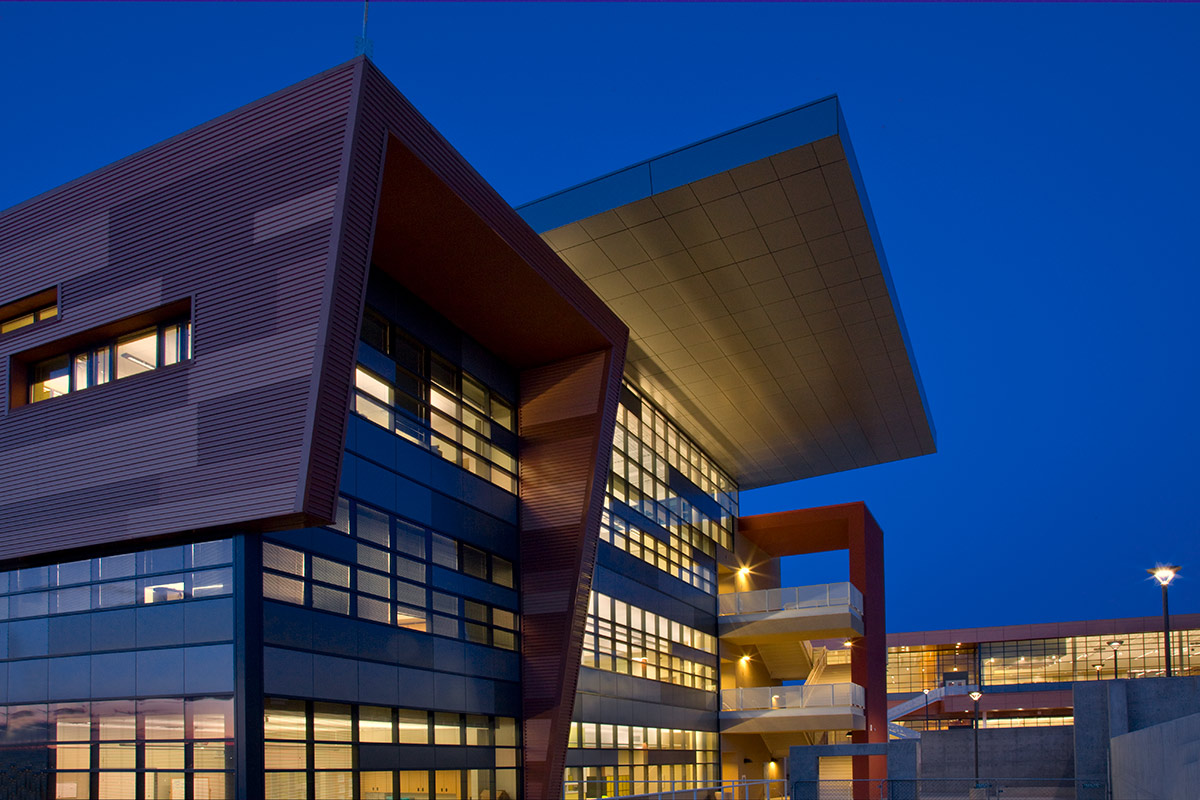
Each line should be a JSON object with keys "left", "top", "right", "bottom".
{"left": 1107, "top": 640, "right": 1123, "bottom": 680}
{"left": 1148, "top": 564, "right": 1182, "bottom": 676}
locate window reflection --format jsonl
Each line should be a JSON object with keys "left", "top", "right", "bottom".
{"left": 0, "top": 539, "right": 233, "bottom": 621}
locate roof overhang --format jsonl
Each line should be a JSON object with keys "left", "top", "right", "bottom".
{"left": 519, "top": 97, "right": 935, "bottom": 489}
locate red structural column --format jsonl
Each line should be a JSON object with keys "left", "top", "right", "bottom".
{"left": 518, "top": 348, "right": 624, "bottom": 800}
{"left": 849, "top": 506, "right": 887, "bottom": 796}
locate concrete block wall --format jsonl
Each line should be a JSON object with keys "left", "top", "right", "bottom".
{"left": 1110, "top": 711, "right": 1200, "bottom": 800}
{"left": 917, "top": 727, "right": 1075, "bottom": 780}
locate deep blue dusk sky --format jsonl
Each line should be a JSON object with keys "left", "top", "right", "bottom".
{"left": 1, "top": 3, "right": 1197, "bottom": 632}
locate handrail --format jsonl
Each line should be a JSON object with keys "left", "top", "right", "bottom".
{"left": 564, "top": 777, "right": 786, "bottom": 799}
{"left": 886, "top": 683, "right": 980, "bottom": 722}
{"left": 721, "top": 682, "right": 865, "bottom": 711}
{"left": 717, "top": 582, "right": 863, "bottom": 616}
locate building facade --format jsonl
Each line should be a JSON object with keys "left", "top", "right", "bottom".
{"left": 0, "top": 57, "right": 934, "bottom": 799}
{"left": 887, "top": 615, "right": 1200, "bottom": 733}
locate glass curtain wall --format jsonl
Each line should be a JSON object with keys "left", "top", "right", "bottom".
{"left": 264, "top": 699, "right": 520, "bottom": 800}
{"left": 567, "top": 382, "right": 737, "bottom": 798}
{"left": 0, "top": 540, "right": 235, "bottom": 798}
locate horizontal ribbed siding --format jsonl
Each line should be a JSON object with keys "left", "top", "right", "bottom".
{"left": 518, "top": 350, "right": 624, "bottom": 800}
{"left": 0, "top": 61, "right": 360, "bottom": 561}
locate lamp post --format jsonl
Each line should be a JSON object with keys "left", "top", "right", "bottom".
{"left": 923, "top": 688, "right": 931, "bottom": 733}
{"left": 1107, "top": 640, "right": 1123, "bottom": 680}
{"left": 969, "top": 690, "right": 983, "bottom": 785}
{"left": 1092, "top": 663, "right": 1103, "bottom": 681}
{"left": 1148, "top": 565, "right": 1181, "bottom": 677}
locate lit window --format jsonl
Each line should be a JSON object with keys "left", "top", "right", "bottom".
{"left": 0, "top": 300, "right": 56, "bottom": 335}
{"left": 28, "top": 318, "right": 191, "bottom": 404}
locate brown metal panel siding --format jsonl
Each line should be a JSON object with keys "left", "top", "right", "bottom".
{"left": 354, "top": 62, "right": 625, "bottom": 348}
{"left": 518, "top": 348, "right": 624, "bottom": 800}
{"left": 0, "top": 63, "right": 360, "bottom": 562}
{"left": 316, "top": 60, "right": 629, "bottom": 799}
{"left": 297, "top": 59, "right": 381, "bottom": 523}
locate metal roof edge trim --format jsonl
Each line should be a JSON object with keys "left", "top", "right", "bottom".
{"left": 516, "top": 95, "right": 840, "bottom": 234}
{"left": 835, "top": 102, "right": 937, "bottom": 448}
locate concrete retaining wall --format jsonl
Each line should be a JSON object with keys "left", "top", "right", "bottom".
{"left": 917, "top": 726, "right": 1075, "bottom": 780}
{"left": 1111, "top": 711, "right": 1200, "bottom": 800}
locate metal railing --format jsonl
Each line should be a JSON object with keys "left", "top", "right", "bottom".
{"left": 721, "top": 682, "right": 865, "bottom": 712}
{"left": 792, "top": 778, "right": 1105, "bottom": 800}
{"left": 718, "top": 583, "right": 863, "bottom": 616}
{"left": 886, "top": 684, "right": 980, "bottom": 722}
{"left": 565, "top": 777, "right": 786, "bottom": 799}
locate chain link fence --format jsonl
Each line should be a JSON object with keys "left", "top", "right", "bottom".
{"left": 792, "top": 779, "right": 1110, "bottom": 800}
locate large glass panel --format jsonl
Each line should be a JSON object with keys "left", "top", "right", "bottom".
{"left": 55, "top": 772, "right": 91, "bottom": 798}
{"left": 162, "top": 322, "right": 191, "bottom": 366}
{"left": 73, "top": 353, "right": 91, "bottom": 391}
{"left": 359, "top": 706, "right": 392, "bottom": 743}
{"left": 360, "top": 772, "right": 394, "bottom": 800}
{"left": 94, "top": 345, "right": 111, "bottom": 385}
{"left": 264, "top": 699, "right": 307, "bottom": 740}
{"left": 313, "top": 704, "right": 352, "bottom": 742}
{"left": 98, "top": 773, "right": 137, "bottom": 800}
{"left": 433, "top": 713, "right": 461, "bottom": 746}
{"left": 96, "top": 701, "right": 135, "bottom": 741}
{"left": 434, "top": 770, "right": 461, "bottom": 800}
{"left": 399, "top": 771, "right": 430, "bottom": 800}
{"left": 397, "top": 709, "right": 428, "bottom": 744}
{"left": 141, "top": 698, "right": 185, "bottom": 739}
{"left": 194, "top": 774, "right": 231, "bottom": 800}
{"left": 356, "top": 367, "right": 393, "bottom": 405}
{"left": 265, "top": 741, "right": 306, "bottom": 770}
{"left": 265, "top": 773, "right": 307, "bottom": 800}
{"left": 314, "top": 772, "right": 353, "bottom": 800}
{"left": 115, "top": 327, "right": 158, "bottom": 378}
{"left": 1, "top": 312, "right": 35, "bottom": 333}
{"left": 31, "top": 354, "right": 70, "bottom": 402}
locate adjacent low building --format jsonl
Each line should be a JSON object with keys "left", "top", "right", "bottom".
{"left": 887, "top": 614, "right": 1200, "bottom": 732}
{"left": 0, "top": 56, "right": 935, "bottom": 799}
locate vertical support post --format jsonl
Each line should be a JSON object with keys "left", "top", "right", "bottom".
{"left": 1163, "top": 583, "right": 1172, "bottom": 677}
{"left": 519, "top": 349, "right": 623, "bottom": 800}
{"left": 234, "top": 533, "right": 265, "bottom": 800}
{"left": 973, "top": 696, "right": 980, "bottom": 784}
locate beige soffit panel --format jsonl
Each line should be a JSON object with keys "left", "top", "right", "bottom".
{"left": 518, "top": 97, "right": 935, "bottom": 490}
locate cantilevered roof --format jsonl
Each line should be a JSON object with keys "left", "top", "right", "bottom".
{"left": 518, "top": 96, "right": 935, "bottom": 490}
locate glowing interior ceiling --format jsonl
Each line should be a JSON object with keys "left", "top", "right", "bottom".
{"left": 519, "top": 97, "right": 935, "bottom": 490}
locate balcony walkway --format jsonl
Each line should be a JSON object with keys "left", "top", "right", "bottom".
{"left": 719, "top": 583, "right": 864, "bottom": 645}
{"left": 720, "top": 683, "right": 865, "bottom": 734}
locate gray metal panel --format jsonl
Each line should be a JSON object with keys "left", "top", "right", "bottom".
{"left": 516, "top": 100, "right": 936, "bottom": 489}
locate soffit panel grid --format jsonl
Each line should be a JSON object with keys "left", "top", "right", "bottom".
{"left": 534, "top": 135, "right": 933, "bottom": 490}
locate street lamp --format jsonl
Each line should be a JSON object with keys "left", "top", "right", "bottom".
{"left": 1147, "top": 565, "right": 1181, "bottom": 677}
{"left": 1092, "top": 663, "right": 1104, "bottom": 680}
{"left": 969, "top": 690, "right": 983, "bottom": 785}
{"left": 1107, "top": 640, "right": 1123, "bottom": 680}
{"left": 923, "top": 688, "right": 931, "bottom": 733}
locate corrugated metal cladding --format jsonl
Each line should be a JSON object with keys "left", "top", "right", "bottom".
{"left": 0, "top": 61, "right": 363, "bottom": 560}
{"left": 518, "top": 349, "right": 625, "bottom": 800}
{"left": 346, "top": 61, "right": 628, "bottom": 800}
{"left": 2, "top": 55, "right": 630, "bottom": 799}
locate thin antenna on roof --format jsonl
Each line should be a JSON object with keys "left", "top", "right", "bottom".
{"left": 354, "top": 0, "right": 374, "bottom": 58}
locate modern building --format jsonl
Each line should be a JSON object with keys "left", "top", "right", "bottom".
{"left": 0, "top": 56, "right": 934, "bottom": 799}
{"left": 886, "top": 614, "right": 1200, "bottom": 732}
